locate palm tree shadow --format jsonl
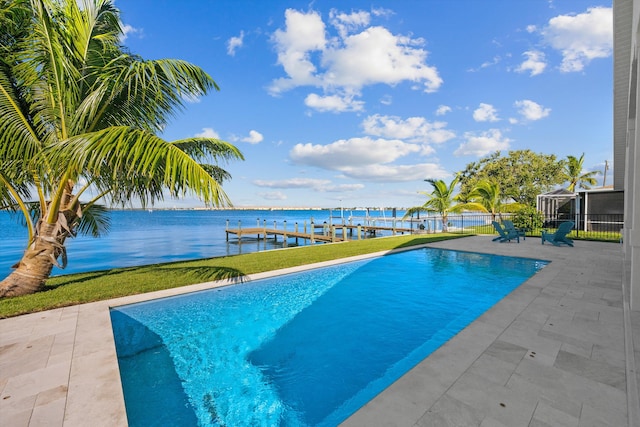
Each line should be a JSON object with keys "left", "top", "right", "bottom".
{"left": 44, "top": 264, "right": 246, "bottom": 291}
{"left": 154, "top": 265, "right": 246, "bottom": 283}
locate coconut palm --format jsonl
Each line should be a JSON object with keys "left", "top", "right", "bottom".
{"left": 404, "top": 175, "right": 485, "bottom": 232}
{"left": 564, "top": 153, "right": 598, "bottom": 192}
{"left": 0, "top": 0, "right": 243, "bottom": 297}
{"left": 468, "top": 179, "right": 523, "bottom": 221}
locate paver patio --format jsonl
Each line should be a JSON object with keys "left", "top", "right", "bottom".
{"left": 1, "top": 236, "right": 638, "bottom": 426}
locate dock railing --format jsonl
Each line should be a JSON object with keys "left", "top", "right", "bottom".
{"left": 226, "top": 212, "right": 623, "bottom": 245}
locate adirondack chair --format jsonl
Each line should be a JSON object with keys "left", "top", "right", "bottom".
{"left": 492, "top": 221, "right": 520, "bottom": 243}
{"left": 541, "top": 221, "right": 574, "bottom": 247}
{"left": 503, "top": 220, "right": 526, "bottom": 240}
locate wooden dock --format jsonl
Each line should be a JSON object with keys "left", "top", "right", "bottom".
{"left": 225, "top": 220, "right": 414, "bottom": 245}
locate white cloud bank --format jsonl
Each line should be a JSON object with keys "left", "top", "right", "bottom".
{"left": 454, "top": 129, "right": 511, "bottom": 157}
{"left": 361, "top": 114, "right": 455, "bottom": 145}
{"left": 269, "top": 8, "right": 442, "bottom": 112}
{"left": 542, "top": 6, "right": 613, "bottom": 72}
{"left": 288, "top": 114, "right": 452, "bottom": 182}
{"left": 254, "top": 178, "right": 365, "bottom": 193}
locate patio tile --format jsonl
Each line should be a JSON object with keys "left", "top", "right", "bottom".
{"left": 0, "top": 236, "right": 635, "bottom": 427}
{"left": 416, "top": 394, "right": 483, "bottom": 427}
{"left": 530, "top": 399, "right": 579, "bottom": 427}
{"left": 553, "top": 349, "right": 626, "bottom": 391}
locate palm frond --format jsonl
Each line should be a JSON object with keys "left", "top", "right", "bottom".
{"left": 171, "top": 138, "right": 244, "bottom": 163}
{"left": 75, "top": 203, "right": 110, "bottom": 237}
{"left": 0, "top": 67, "right": 42, "bottom": 162}
{"left": 57, "top": 126, "right": 236, "bottom": 207}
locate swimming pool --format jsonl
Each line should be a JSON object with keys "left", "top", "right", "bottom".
{"left": 110, "top": 248, "right": 547, "bottom": 426}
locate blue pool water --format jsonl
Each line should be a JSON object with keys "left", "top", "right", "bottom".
{"left": 111, "top": 248, "right": 547, "bottom": 426}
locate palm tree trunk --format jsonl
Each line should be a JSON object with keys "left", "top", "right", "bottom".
{"left": 0, "top": 223, "right": 64, "bottom": 298}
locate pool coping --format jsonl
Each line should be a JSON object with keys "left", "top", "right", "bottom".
{"left": 0, "top": 236, "right": 636, "bottom": 426}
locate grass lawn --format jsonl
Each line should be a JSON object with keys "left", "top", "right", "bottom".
{"left": 0, "top": 233, "right": 468, "bottom": 318}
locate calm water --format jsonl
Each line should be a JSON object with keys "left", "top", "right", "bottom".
{"left": 0, "top": 209, "right": 409, "bottom": 279}
{"left": 111, "top": 247, "right": 547, "bottom": 426}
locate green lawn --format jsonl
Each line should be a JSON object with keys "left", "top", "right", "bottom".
{"left": 0, "top": 233, "right": 468, "bottom": 318}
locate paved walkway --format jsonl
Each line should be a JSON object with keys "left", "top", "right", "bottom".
{"left": 0, "top": 236, "right": 638, "bottom": 426}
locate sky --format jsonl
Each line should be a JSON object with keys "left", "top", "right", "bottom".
{"left": 116, "top": 0, "right": 613, "bottom": 209}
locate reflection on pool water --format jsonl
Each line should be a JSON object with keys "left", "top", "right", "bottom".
{"left": 111, "top": 248, "right": 547, "bottom": 426}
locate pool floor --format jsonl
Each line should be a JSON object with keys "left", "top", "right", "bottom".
{"left": 111, "top": 248, "right": 547, "bottom": 426}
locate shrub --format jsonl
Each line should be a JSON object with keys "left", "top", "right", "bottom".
{"left": 511, "top": 206, "right": 544, "bottom": 230}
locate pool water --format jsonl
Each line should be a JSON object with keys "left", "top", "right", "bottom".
{"left": 110, "top": 248, "right": 547, "bottom": 426}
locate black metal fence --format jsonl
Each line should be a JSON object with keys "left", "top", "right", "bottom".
{"left": 405, "top": 213, "right": 623, "bottom": 242}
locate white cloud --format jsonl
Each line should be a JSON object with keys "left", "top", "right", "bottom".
{"left": 195, "top": 128, "right": 220, "bottom": 139}
{"left": 513, "top": 99, "right": 550, "bottom": 121}
{"left": 323, "top": 183, "right": 365, "bottom": 192}
{"left": 258, "top": 191, "right": 288, "bottom": 201}
{"left": 542, "top": 6, "right": 612, "bottom": 72}
{"left": 435, "top": 105, "right": 452, "bottom": 116}
{"left": 254, "top": 178, "right": 330, "bottom": 189}
{"left": 227, "top": 31, "right": 244, "bottom": 56}
{"left": 269, "top": 8, "right": 442, "bottom": 110}
{"left": 253, "top": 178, "right": 364, "bottom": 193}
{"left": 242, "top": 130, "right": 264, "bottom": 144}
{"left": 290, "top": 137, "right": 420, "bottom": 170}
{"left": 121, "top": 24, "right": 143, "bottom": 42}
{"left": 371, "top": 7, "right": 394, "bottom": 18}
{"left": 361, "top": 114, "right": 455, "bottom": 144}
{"left": 305, "top": 93, "right": 364, "bottom": 112}
{"left": 454, "top": 129, "right": 511, "bottom": 157}
{"left": 329, "top": 9, "right": 370, "bottom": 38}
{"left": 288, "top": 136, "right": 446, "bottom": 183}
{"left": 321, "top": 26, "right": 441, "bottom": 92}
{"left": 516, "top": 50, "right": 547, "bottom": 76}
{"left": 269, "top": 9, "right": 326, "bottom": 94}
{"left": 339, "top": 163, "right": 449, "bottom": 182}
{"left": 473, "top": 103, "right": 500, "bottom": 122}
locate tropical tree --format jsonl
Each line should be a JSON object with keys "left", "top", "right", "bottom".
{"left": 404, "top": 175, "right": 485, "bottom": 232}
{"left": 458, "top": 150, "right": 565, "bottom": 206}
{"left": 564, "top": 153, "right": 599, "bottom": 192}
{"left": 0, "top": 0, "right": 243, "bottom": 297}
{"left": 467, "top": 179, "right": 524, "bottom": 221}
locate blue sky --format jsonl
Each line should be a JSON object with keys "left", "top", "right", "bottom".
{"left": 117, "top": 0, "right": 613, "bottom": 209}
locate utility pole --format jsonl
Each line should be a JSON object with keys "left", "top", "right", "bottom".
{"left": 603, "top": 160, "right": 609, "bottom": 187}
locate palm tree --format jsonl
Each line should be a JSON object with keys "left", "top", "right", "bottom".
{"left": 564, "top": 153, "right": 598, "bottom": 192}
{"left": 468, "top": 180, "right": 524, "bottom": 221}
{"left": 0, "top": 0, "right": 243, "bottom": 297}
{"left": 404, "top": 175, "right": 485, "bottom": 232}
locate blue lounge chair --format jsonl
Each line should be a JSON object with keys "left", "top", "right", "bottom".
{"left": 503, "top": 220, "right": 526, "bottom": 240}
{"left": 492, "top": 221, "right": 519, "bottom": 243}
{"left": 541, "top": 221, "right": 574, "bottom": 247}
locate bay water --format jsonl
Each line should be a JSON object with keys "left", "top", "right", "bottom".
{"left": 0, "top": 208, "right": 409, "bottom": 279}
